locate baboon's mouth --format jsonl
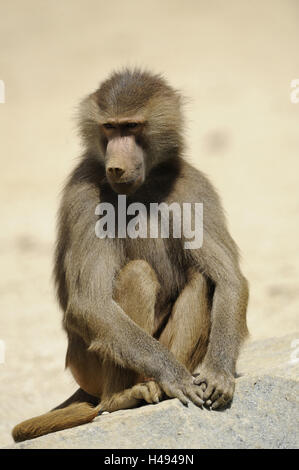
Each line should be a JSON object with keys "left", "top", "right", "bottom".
{"left": 109, "top": 177, "right": 143, "bottom": 195}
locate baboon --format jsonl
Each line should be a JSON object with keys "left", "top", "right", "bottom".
{"left": 12, "top": 69, "right": 249, "bottom": 442}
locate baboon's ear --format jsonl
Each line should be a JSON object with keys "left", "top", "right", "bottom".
{"left": 77, "top": 93, "right": 101, "bottom": 126}
{"left": 76, "top": 93, "right": 103, "bottom": 153}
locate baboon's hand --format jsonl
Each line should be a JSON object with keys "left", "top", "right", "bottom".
{"left": 193, "top": 366, "right": 235, "bottom": 409}
{"left": 160, "top": 372, "right": 204, "bottom": 407}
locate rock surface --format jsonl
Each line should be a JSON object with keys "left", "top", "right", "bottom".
{"left": 6, "top": 333, "right": 299, "bottom": 449}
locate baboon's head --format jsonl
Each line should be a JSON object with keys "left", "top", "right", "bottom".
{"left": 78, "top": 68, "right": 184, "bottom": 195}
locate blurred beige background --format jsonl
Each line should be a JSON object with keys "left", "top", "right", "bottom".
{"left": 0, "top": 0, "right": 298, "bottom": 446}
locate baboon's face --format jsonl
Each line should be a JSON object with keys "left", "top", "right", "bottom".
{"left": 102, "top": 120, "right": 146, "bottom": 195}
{"left": 79, "top": 70, "right": 185, "bottom": 195}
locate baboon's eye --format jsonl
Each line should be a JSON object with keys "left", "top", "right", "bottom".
{"left": 126, "top": 122, "right": 139, "bottom": 129}
{"left": 103, "top": 123, "right": 116, "bottom": 129}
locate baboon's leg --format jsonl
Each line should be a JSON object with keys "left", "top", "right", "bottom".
{"left": 102, "top": 266, "right": 211, "bottom": 411}
{"left": 113, "top": 259, "right": 160, "bottom": 336}
{"left": 68, "top": 259, "right": 162, "bottom": 410}
{"left": 68, "top": 265, "right": 210, "bottom": 411}
{"left": 66, "top": 333, "right": 105, "bottom": 399}
{"left": 158, "top": 269, "right": 211, "bottom": 373}
{"left": 99, "top": 260, "right": 162, "bottom": 409}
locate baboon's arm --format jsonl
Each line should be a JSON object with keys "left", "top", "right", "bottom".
{"left": 193, "top": 234, "right": 248, "bottom": 375}
{"left": 188, "top": 231, "right": 248, "bottom": 408}
{"left": 185, "top": 231, "right": 248, "bottom": 407}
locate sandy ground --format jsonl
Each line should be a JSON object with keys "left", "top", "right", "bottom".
{"left": 0, "top": 0, "right": 298, "bottom": 447}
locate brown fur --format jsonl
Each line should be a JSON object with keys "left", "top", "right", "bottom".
{"left": 12, "top": 68, "right": 248, "bottom": 443}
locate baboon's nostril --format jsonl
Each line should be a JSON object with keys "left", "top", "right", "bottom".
{"left": 107, "top": 167, "right": 125, "bottom": 179}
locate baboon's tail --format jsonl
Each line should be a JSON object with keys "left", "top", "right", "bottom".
{"left": 12, "top": 389, "right": 101, "bottom": 443}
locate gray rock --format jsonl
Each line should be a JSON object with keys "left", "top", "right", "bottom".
{"left": 5, "top": 333, "right": 299, "bottom": 449}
